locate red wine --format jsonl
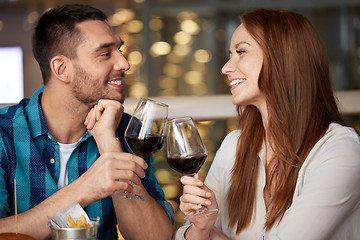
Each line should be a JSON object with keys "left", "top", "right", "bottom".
{"left": 126, "top": 134, "right": 164, "bottom": 158}
{"left": 167, "top": 153, "right": 207, "bottom": 175}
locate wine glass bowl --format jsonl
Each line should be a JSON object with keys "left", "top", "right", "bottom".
{"left": 166, "top": 117, "right": 218, "bottom": 219}
{"left": 166, "top": 117, "right": 207, "bottom": 176}
{"left": 120, "top": 98, "right": 168, "bottom": 201}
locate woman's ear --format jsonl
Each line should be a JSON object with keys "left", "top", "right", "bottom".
{"left": 50, "top": 55, "right": 72, "bottom": 83}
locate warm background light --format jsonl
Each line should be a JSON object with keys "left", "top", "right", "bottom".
{"left": 173, "top": 31, "right": 192, "bottom": 45}
{"left": 180, "top": 19, "right": 200, "bottom": 35}
{"left": 150, "top": 41, "right": 171, "bottom": 57}
{"left": 127, "top": 51, "right": 143, "bottom": 65}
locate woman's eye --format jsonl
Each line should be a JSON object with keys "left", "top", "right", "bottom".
{"left": 236, "top": 50, "right": 245, "bottom": 55}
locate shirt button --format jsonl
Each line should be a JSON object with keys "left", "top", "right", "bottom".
{"left": 48, "top": 135, "right": 52, "bottom": 140}
{"left": 50, "top": 158, "right": 55, "bottom": 164}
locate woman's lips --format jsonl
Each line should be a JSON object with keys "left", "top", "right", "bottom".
{"left": 229, "top": 78, "right": 246, "bottom": 88}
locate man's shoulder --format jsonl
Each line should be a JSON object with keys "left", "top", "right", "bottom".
{"left": 121, "top": 112, "right": 131, "bottom": 123}
{"left": 115, "top": 112, "right": 131, "bottom": 139}
{"left": 0, "top": 98, "right": 30, "bottom": 124}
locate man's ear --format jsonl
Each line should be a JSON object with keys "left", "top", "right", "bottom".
{"left": 50, "top": 55, "right": 72, "bottom": 83}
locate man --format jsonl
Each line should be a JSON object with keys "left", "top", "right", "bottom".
{"left": 0, "top": 4, "right": 173, "bottom": 239}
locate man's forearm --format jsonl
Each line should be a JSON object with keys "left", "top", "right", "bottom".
{"left": 0, "top": 182, "right": 88, "bottom": 239}
{"left": 113, "top": 185, "right": 173, "bottom": 240}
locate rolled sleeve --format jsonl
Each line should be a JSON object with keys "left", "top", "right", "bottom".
{"left": 173, "top": 222, "right": 191, "bottom": 240}
{"left": 141, "top": 155, "right": 175, "bottom": 223}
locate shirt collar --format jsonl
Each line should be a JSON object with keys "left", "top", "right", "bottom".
{"left": 25, "top": 86, "right": 125, "bottom": 143}
{"left": 26, "top": 86, "right": 49, "bottom": 139}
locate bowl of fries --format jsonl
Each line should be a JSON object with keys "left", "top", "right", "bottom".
{"left": 50, "top": 215, "right": 100, "bottom": 240}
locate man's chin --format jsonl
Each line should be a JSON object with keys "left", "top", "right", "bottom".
{"left": 101, "top": 96, "right": 125, "bottom": 104}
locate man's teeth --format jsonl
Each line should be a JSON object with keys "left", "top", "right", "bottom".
{"left": 108, "top": 80, "right": 122, "bottom": 85}
{"left": 230, "top": 78, "right": 246, "bottom": 87}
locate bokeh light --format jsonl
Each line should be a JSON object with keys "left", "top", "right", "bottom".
{"left": 194, "top": 49, "right": 211, "bottom": 63}
{"left": 158, "top": 76, "right": 177, "bottom": 89}
{"left": 109, "top": 8, "right": 135, "bottom": 26}
{"left": 128, "top": 51, "right": 143, "bottom": 65}
{"left": 173, "top": 31, "right": 192, "bottom": 45}
{"left": 184, "top": 70, "right": 203, "bottom": 85}
{"left": 149, "top": 18, "right": 163, "bottom": 31}
{"left": 163, "top": 63, "right": 183, "bottom": 78}
{"left": 176, "top": 11, "right": 198, "bottom": 22}
{"left": 173, "top": 44, "right": 191, "bottom": 57}
{"left": 129, "top": 82, "right": 148, "bottom": 97}
{"left": 150, "top": 41, "right": 171, "bottom": 57}
{"left": 180, "top": 19, "right": 200, "bottom": 35}
{"left": 126, "top": 20, "right": 143, "bottom": 33}
{"left": 27, "top": 11, "right": 38, "bottom": 24}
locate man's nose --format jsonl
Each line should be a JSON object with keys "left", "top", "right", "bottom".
{"left": 114, "top": 53, "right": 130, "bottom": 71}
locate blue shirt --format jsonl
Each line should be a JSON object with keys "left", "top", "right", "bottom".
{"left": 0, "top": 87, "right": 174, "bottom": 239}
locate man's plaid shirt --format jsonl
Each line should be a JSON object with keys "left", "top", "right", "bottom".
{"left": 0, "top": 86, "right": 174, "bottom": 239}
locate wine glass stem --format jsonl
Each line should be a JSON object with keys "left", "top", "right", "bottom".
{"left": 197, "top": 204, "right": 203, "bottom": 214}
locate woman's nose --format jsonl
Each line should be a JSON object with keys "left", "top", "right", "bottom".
{"left": 221, "top": 58, "right": 234, "bottom": 75}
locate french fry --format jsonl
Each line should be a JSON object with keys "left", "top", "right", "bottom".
{"left": 67, "top": 214, "right": 96, "bottom": 228}
{"left": 80, "top": 215, "right": 86, "bottom": 226}
{"left": 68, "top": 215, "right": 76, "bottom": 227}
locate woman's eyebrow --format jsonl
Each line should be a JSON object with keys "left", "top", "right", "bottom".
{"left": 234, "top": 41, "right": 251, "bottom": 49}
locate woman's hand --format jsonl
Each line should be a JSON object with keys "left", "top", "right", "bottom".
{"left": 180, "top": 174, "right": 218, "bottom": 232}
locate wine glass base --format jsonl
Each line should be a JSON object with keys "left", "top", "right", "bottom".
{"left": 115, "top": 191, "right": 145, "bottom": 201}
{"left": 184, "top": 208, "right": 219, "bottom": 220}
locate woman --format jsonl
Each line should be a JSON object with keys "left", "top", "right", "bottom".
{"left": 174, "top": 8, "right": 360, "bottom": 240}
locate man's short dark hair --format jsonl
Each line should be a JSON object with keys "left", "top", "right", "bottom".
{"left": 32, "top": 4, "right": 108, "bottom": 84}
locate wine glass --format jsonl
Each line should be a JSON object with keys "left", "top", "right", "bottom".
{"left": 120, "top": 98, "right": 168, "bottom": 201}
{"left": 166, "top": 117, "right": 218, "bottom": 219}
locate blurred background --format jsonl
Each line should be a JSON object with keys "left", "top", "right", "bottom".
{"left": 1, "top": 0, "right": 360, "bottom": 236}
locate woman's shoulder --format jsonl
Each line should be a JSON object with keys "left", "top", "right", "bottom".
{"left": 322, "top": 123, "right": 360, "bottom": 147}
{"left": 222, "top": 129, "right": 241, "bottom": 144}
{"left": 212, "top": 130, "right": 241, "bottom": 166}
{"left": 303, "top": 123, "right": 360, "bottom": 169}
{"left": 217, "top": 130, "right": 241, "bottom": 154}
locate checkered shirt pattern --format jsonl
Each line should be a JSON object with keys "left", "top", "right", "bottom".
{"left": 0, "top": 86, "right": 174, "bottom": 239}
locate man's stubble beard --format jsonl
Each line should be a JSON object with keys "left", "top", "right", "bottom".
{"left": 72, "top": 64, "right": 125, "bottom": 107}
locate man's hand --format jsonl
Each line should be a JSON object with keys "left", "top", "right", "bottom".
{"left": 84, "top": 99, "right": 124, "bottom": 153}
{"left": 84, "top": 99, "right": 123, "bottom": 139}
{"left": 74, "top": 151, "right": 147, "bottom": 206}
{"left": 81, "top": 99, "right": 148, "bottom": 203}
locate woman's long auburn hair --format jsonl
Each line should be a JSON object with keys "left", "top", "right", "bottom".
{"left": 227, "top": 8, "right": 345, "bottom": 233}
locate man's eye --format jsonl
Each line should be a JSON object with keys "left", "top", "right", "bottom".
{"left": 101, "top": 52, "right": 111, "bottom": 57}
